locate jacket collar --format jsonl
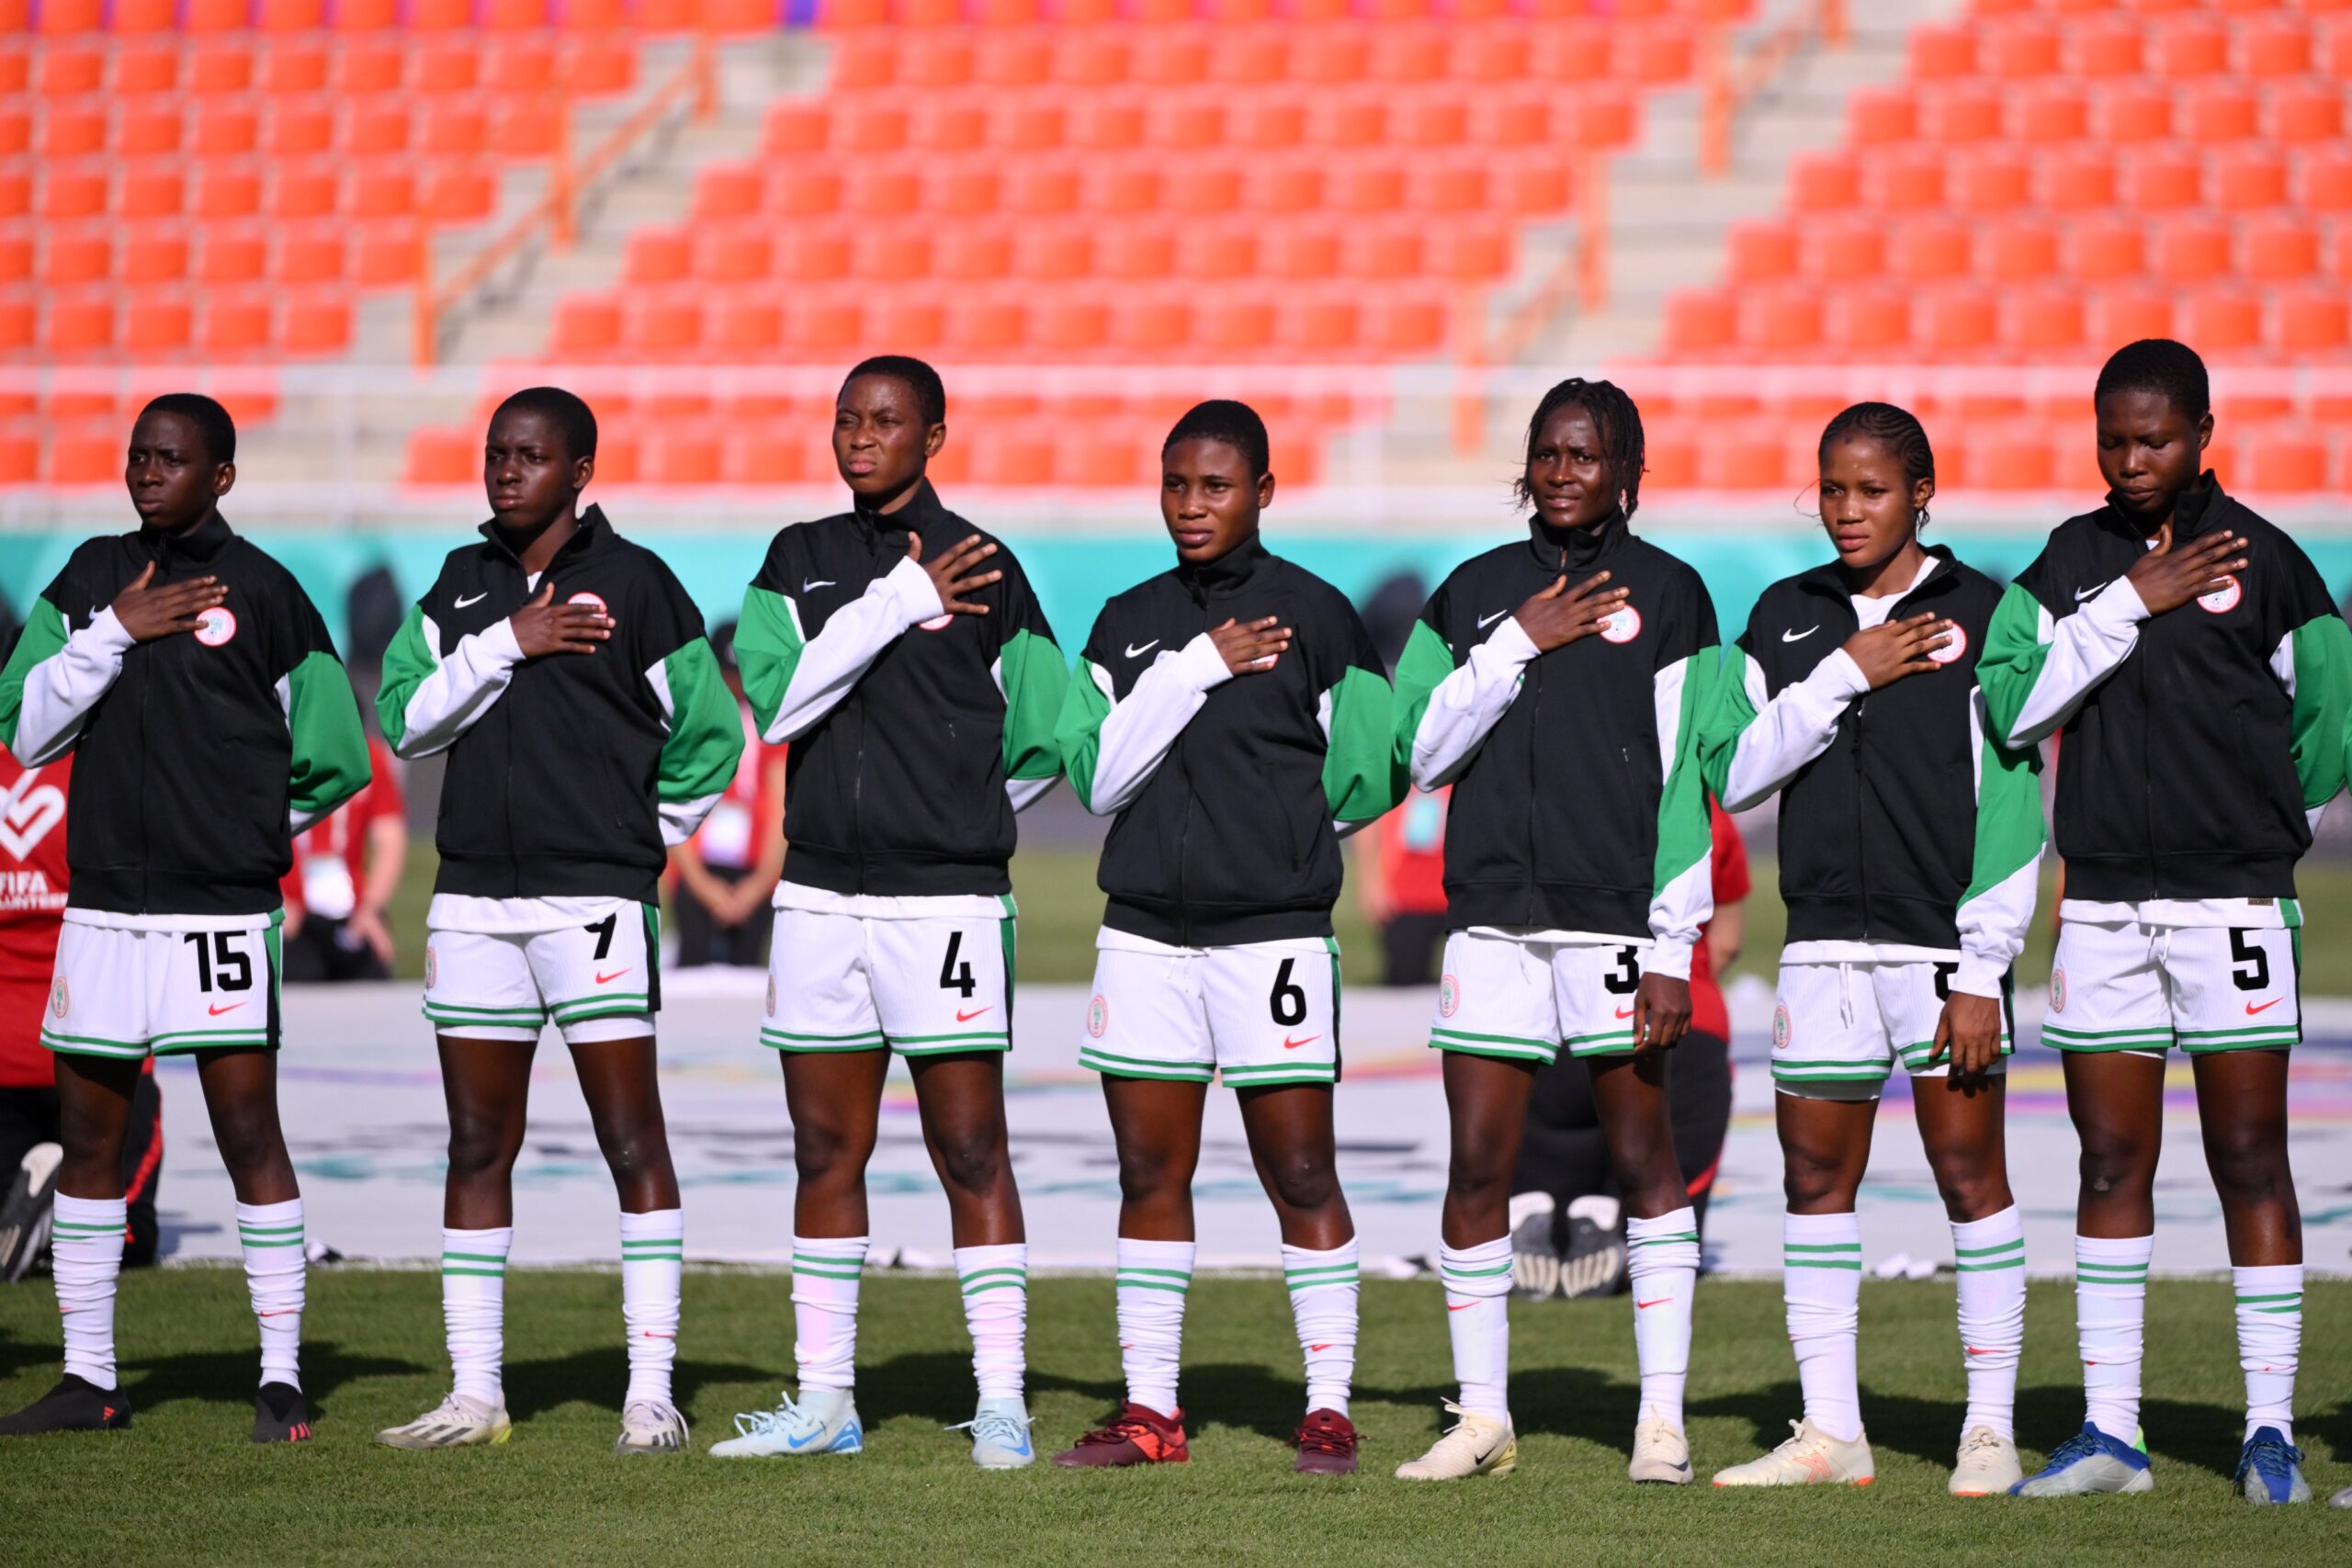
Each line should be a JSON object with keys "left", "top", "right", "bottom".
{"left": 2101, "top": 471, "right": 2229, "bottom": 542}
{"left": 1176, "top": 533, "right": 1273, "bottom": 600}
{"left": 1526, "top": 508, "right": 1629, "bottom": 574}
{"left": 478, "top": 502, "right": 611, "bottom": 568}
{"left": 854, "top": 478, "right": 949, "bottom": 541}
{"left": 145, "top": 507, "right": 234, "bottom": 566}
{"left": 1795, "top": 542, "right": 1956, "bottom": 604}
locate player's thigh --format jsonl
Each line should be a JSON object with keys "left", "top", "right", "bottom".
{"left": 1882, "top": 960, "right": 2012, "bottom": 1081}
{"left": 2163, "top": 923, "right": 2300, "bottom": 1057}
{"left": 871, "top": 914, "right": 1012, "bottom": 1058}
{"left": 2043, "top": 919, "right": 2171, "bottom": 1056}
{"left": 1554, "top": 940, "right": 1646, "bottom": 1060}
{"left": 1081, "top": 945, "right": 1214, "bottom": 1086}
{"left": 761, "top": 908, "right": 885, "bottom": 1055}
{"left": 528, "top": 904, "right": 657, "bottom": 1042}
{"left": 1767, "top": 962, "right": 1889, "bottom": 1103}
{"left": 424, "top": 929, "right": 545, "bottom": 1043}
{"left": 1430, "top": 929, "right": 1559, "bottom": 1066}
{"left": 1203, "top": 940, "right": 1339, "bottom": 1090}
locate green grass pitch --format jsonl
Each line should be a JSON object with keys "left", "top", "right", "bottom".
{"left": 1, "top": 1271, "right": 2345, "bottom": 1565}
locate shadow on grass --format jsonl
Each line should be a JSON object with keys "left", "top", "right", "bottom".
{"left": 2302, "top": 1396, "right": 2349, "bottom": 1464}
{"left": 503, "top": 1349, "right": 781, "bottom": 1422}
{"left": 1363, "top": 1364, "right": 1622, "bottom": 1451}
{"left": 120, "top": 1341, "right": 428, "bottom": 1421}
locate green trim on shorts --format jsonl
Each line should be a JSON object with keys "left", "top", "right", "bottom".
{"left": 424, "top": 1002, "right": 549, "bottom": 1023}
{"left": 1770, "top": 1057, "right": 1895, "bottom": 1082}
{"left": 1894, "top": 1036, "right": 2015, "bottom": 1072}
{"left": 1564, "top": 1029, "right": 1637, "bottom": 1056}
{"left": 2040, "top": 1022, "right": 2176, "bottom": 1053}
{"left": 1079, "top": 1046, "right": 1214, "bottom": 1083}
{"left": 1220, "top": 1062, "right": 1337, "bottom": 1088}
{"left": 40, "top": 1030, "right": 152, "bottom": 1060}
{"left": 759, "top": 1029, "right": 887, "bottom": 1053}
{"left": 891, "top": 1032, "right": 1012, "bottom": 1055}
{"left": 1429, "top": 1027, "right": 1555, "bottom": 1063}
{"left": 2179, "top": 1030, "right": 2298, "bottom": 1054}
{"left": 999, "top": 894, "right": 1018, "bottom": 1033}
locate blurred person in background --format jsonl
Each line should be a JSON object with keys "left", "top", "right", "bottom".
{"left": 279, "top": 732, "right": 405, "bottom": 982}
{"left": 1507, "top": 796, "right": 1748, "bottom": 1300}
{"left": 668, "top": 620, "right": 788, "bottom": 968}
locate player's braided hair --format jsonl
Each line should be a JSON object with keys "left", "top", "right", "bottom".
{"left": 1163, "top": 399, "right": 1271, "bottom": 479}
{"left": 2095, "top": 337, "right": 2210, "bottom": 422}
{"left": 1819, "top": 401, "right": 1936, "bottom": 528}
{"left": 492, "top": 386, "right": 597, "bottom": 460}
{"left": 843, "top": 355, "right": 946, "bottom": 427}
{"left": 1511, "top": 377, "right": 1646, "bottom": 519}
{"left": 139, "top": 392, "right": 235, "bottom": 465}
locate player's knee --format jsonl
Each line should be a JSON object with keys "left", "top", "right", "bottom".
{"left": 1262, "top": 1152, "right": 1339, "bottom": 1215}
{"left": 595, "top": 1120, "right": 670, "bottom": 1188}
{"left": 209, "top": 1101, "right": 286, "bottom": 1175}
{"left": 931, "top": 1124, "right": 1008, "bottom": 1196}
{"left": 1114, "top": 1144, "right": 1189, "bottom": 1206}
{"left": 2075, "top": 1137, "right": 2151, "bottom": 1200}
{"left": 1781, "top": 1147, "right": 1851, "bottom": 1211}
{"left": 1927, "top": 1156, "right": 2008, "bottom": 1221}
{"left": 1444, "top": 1154, "right": 1509, "bottom": 1213}
{"left": 2203, "top": 1128, "right": 2290, "bottom": 1204}
{"left": 445, "top": 1112, "right": 521, "bottom": 1184}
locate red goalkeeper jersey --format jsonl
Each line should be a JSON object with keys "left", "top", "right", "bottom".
{"left": 0, "top": 751, "right": 70, "bottom": 1086}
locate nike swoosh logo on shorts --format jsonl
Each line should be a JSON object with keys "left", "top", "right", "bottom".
{"left": 1125, "top": 640, "right": 1159, "bottom": 660}
{"left": 595, "top": 968, "right": 631, "bottom": 985}
{"left": 1781, "top": 626, "right": 1818, "bottom": 642}
{"left": 1282, "top": 1034, "right": 1318, "bottom": 1050}
{"left": 208, "top": 1002, "right": 245, "bottom": 1016}
{"left": 1613, "top": 1005, "right": 1634, "bottom": 1019}
{"left": 455, "top": 592, "right": 488, "bottom": 608}
{"left": 1477, "top": 610, "right": 1510, "bottom": 629}
{"left": 956, "top": 1007, "right": 992, "bottom": 1023}
{"left": 2245, "top": 998, "right": 2282, "bottom": 1014}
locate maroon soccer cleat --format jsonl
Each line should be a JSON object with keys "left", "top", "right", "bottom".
{"left": 1051, "top": 1401, "right": 1190, "bottom": 1467}
{"left": 1294, "top": 1407, "right": 1359, "bottom": 1475}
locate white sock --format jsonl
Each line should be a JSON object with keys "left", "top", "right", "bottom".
{"left": 1438, "top": 1236, "right": 1511, "bottom": 1421}
{"left": 1114, "top": 1236, "right": 1193, "bottom": 1418}
{"left": 2233, "top": 1262, "right": 2301, "bottom": 1444}
{"left": 1625, "top": 1206, "right": 1701, "bottom": 1432}
{"left": 236, "top": 1199, "right": 305, "bottom": 1390}
{"left": 619, "top": 1209, "right": 683, "bottom": 1407}
{"left": 1951, "top": 1205, "right": 2025, "bottom": 1439}
{"left": 1783, "top": 1210, "right": 1863, "bottom": 1443}
{"left": 442, "top": 1225, "right": 512, "bottom": 1406}
{"left": 1283, "top": 1239, "right": 1359, "bottom": 1417}
{"left": 51, "top": 1193, "right": 125, "bottom": 1391}
{"left": 791, "top": 1235, "right": 866, "bottom": 1393}
{"left": 2075, "top": 1233, "right": 2151, "bottom": 1438}
{"left": 955, "top": 1243, "right": 1028, "bottom": 1402}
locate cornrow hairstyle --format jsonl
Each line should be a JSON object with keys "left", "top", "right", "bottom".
{"left": 2095, "top": 337, "right": 2210, "bottom": 423}
{"left": 1819, "top": 400, "right": 1936, "bottom": 527}
{"left": 492, "top": 386, "right": 598, "bottom": 460}
{"left": 843, "top": 354, "right": 946, "bottom": 427}
{"left": 1162, "top": 399, "right": 1271, "bottom": 479}
{"left": 1512, "top": 377, "right": 1647, "bottom": 519}
{"left": 138, "top": 392, "right": 235, "bottom": 466}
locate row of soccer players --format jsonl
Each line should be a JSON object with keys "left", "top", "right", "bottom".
{"left": 0, "top": 340, "right": 2335, "bottom": 1506}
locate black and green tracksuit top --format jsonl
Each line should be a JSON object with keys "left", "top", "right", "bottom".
{"left": 1390, "top": 512, "right": 1719, "bottom": 977}
{"left": 0, "top": 510, "right": 371, "bottom": 917}
{"left": 1055, "top": 536, "right": 1398, "bottom": 947}
{"left": 733, "top": 480, "right": 1068, "bottom": 898}
{"left": 1979, "top": 477, "right": 2352, "bottom": 902}
{"left": 377, "top": 505, "right": 744, "bottom": 905}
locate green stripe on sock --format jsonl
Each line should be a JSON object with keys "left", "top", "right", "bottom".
{"left": 2236, "top": 1292, "right": 2301, "bottom": 1305}
{"left": 1115, "top": 1276, "right": 1189, "bottom": 1293}
{"left": 1633, "top": 1233, "right": 1701, "bottom": 1247}
{"left": 1784, "top": 1258, "right": 1864, "bottom": 1270}
{"left": 1440, "top": 1261, "right": 1513, "bottom": 1279}
{"left": 442, "top": 1251, "right": 507, "bottom": 1266}
{"left": 1954, "top": 1258, "right": 2026, "bottom": 1272}
{"left": 442, "top": 1267, "right": 504, "bottom": 1278}
{"left": 1954, "top": 1239, "right": 2023, "bottom": 1258}
{"left": 1782, "top": 1242, "right": 1861, "bottom": 1253}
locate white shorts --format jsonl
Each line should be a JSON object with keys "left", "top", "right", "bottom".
{"left": 423, "top": 904, "right": 660, "bottom": 1044}
{"left": 1770, "top": 960, "right": 2012, "bottom": 1099}
{"left": 1430, "top": 929, "right": 1647, "bottom": 1065}
{"left": 762, "top": 902, "right": 1015, "bottom": 1055}
{"left": 41, "top": 916, "right": 282, "bottom": 1060}
{"left": 2044, "top": 919, "right": 2301, "bottom": 1057}
{"left": 1080, "top": 934, "right": 1341, "bottom": 1089}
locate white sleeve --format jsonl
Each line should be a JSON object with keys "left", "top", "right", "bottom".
{"left": 1717, "top": 648, "right": 1869, "bottom": 812}
{"left": 2004, "top": 578, "right": 2150, "bottom": 748}
{"left": 386, "top": 615, "right": 526, "bottom": 761}
{"left": 762, "top": 554, "right": 944, "bottom": 744}
{"left": 1951, "top": 688, "right": 2041, "bottom": 998}
{"left": 643, "top": 656, "right": 722, "bottom": 847}
{"left": 1007, "top": 774, "right": 1057, "bottom": 813}
{"left": 1081, "top": 634, "right": 1231, "bottom": 816}
{"left": 2267, "top": 630, "right": 2328, "bottom": 837}
{"left": 1408, "top": 616, "right": 1539, "bottom": 791}
{"left": 9, "top": 607, "right": 134, "bottom": 765}
{"left": 1643, "top": 653, "right": 1712, "bottom": 983}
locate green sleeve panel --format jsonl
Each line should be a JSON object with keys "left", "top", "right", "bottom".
{"left": 1963, "top": 711, "right": 2047, "bottom": 908}
{"left": 997, "top": 626, "right": 1069, "bottom": 783}
{"left": 0, "top": 596, "right": 68, "bottom": 755}
{"left": 2286, "top": 615, "right": 2352, "bottom": 811}
{"left": 1696, "top": 644, "right": 1763, "bottom": 806}
{"left": 1652, "top": 649, "right": 1717, "bottom": 903}
{"left": 656, "top": 637, "right": 745, "bottom": 807}
{"left": 1321, "top": 664, "right": 1400, "bottom": 823}
{"left": 285, "top": 649, "right": 372, "bottom": 826}
{"left": 374, "top": 604, "right": 437, "bottom": 752}
{"left": 1388, "top": 619, "right": 1460, "bottom": 780}
{"left": 734, "top": 583, "right": 806, "bottom": 740}
{"left": 1053, "top": 658, "right": 1114, "bottom": 814}
{"left": 1976, "top": 581, "right": 2053, "bottom": 750}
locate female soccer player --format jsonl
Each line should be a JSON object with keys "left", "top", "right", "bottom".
{"left": 374, "top": 388, "right": 743, "bottom": 1455}
{"left": 1388, "top": 378, "right": 1717, "bottom": 1484}
{"left": 717, "top": 358, "right": 1067, "bottom": 1469}
{"left": 1047, "top": 401, "right": 1396, "bottom": 1476}
{"left": 1983, "top": 341, "right": 2352, "bottom": 1506}
{"left": 0, "top": 394, "right": 370, "bottom": 1443}
{"left": 1699, "top": 403, "right": 2044, "bottom": 1495}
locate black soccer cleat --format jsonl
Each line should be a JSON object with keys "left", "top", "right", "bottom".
{"left": 253, "top": 1381, "right": 313, "bottom": 1444}
{"left": 0, "top": 1140, "right": 62, "bottom": 1284}
{"left": 0, "top": 1373, "right": 131, "bottom": 1436}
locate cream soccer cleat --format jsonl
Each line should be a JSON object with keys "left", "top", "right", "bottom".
{"left": 1628, "top": 1406, "right": 1692, "bottom": 1483}
{"left": 949, "top": 1395, "right": 1036, "bottom": 1470}
{"left": 1948, "top": 1426, "right": 2023, "bottom": 1496}
{"left": 614, "top": 1399, "right": 689, "bottom": 1456}
{"left": 376, "top": 1393, "right": 512, "bottom": 1450}
{"left": 1711, "top": 1418, "right": 1875, "bottom": 1488}
{"left": 707, "top": 1388, "right": 863, "bottom": 1458}
{"left": 1394, "top": 1401, "right": 1517, "bottom": 1481}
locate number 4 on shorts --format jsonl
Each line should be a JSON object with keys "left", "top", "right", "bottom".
{"left": 940, "top": 931, "right": 977, "bottom": 998}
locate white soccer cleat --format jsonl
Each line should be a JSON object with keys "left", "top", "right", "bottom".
{"left": 1628, "top": 1405, "right": 1692, "bottom": 1483}
{"left": 1711, "top": 1418, "right": 1875, "bottom": 1488}
{"left": 707, "top": 1388, "right": 863, "bottom": 1459}
{"left": 948, "top": 1394, "right": 1036, "bottom": 1470}
{"left": 1949, "top": 1425, "right": 2023, "bottom": 1496}
{"left": 376, "top": 1392, "right": 511, "bottom": 1450}
{"left": 1394, "top": 1401, "right": 1517, "bottom": 1481}
{"left": 614, "top": 1398, "right": 689, "bottom": 1456}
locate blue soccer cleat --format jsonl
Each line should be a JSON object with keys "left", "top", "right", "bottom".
{"left": 2233, "top": 1427, "right": 2310, "bottom": 1506}
{"left": 947, "top": 1395, "right": 1035, "bottom": 1470}
{"left": 707, "top": 1389, "right": 863, "bottom": 1459}
{"left": 2011, "top": 1423, "right": 2153, "bottom": 1496}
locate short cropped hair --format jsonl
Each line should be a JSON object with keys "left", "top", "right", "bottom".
{"left": 138, "top": 393, "right": 235, "bottom": 465}
{"left": 2095, "top": 338, "right": 2210, "bottom": 423}
{"left": 492, "top": 386, "right": 598, "bottom": 459}
{"left": 1162, "top": 400, "right": 1270, "bottom": 479}
{"left": 842, "top": 355, "right": 946, "bottom": 427}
